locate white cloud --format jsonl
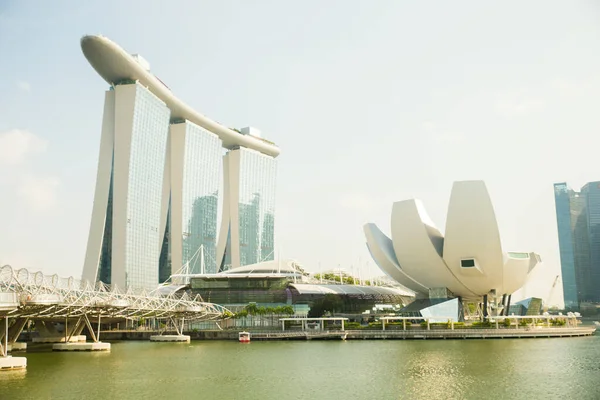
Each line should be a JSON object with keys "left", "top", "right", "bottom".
{"left": 17, "top": 80, "right": 31, "bottom": 92}
{"left": 429, "top": 131, "right": 465, "bottom": 144}
{"left": 0, "top": 129, "right": 59, "bottom": 213}
{"left": 421, "top": 121, "right": 465, "bottom": 144}
{"left": 421, "top": 121, "right": 436, "bottom": 132}
{"left": 0, "top": 129, "right": 47, "bottom": 165}
{"left": 16, "top": 175, "right": 60, "bottom": 211}
{"left": 551, "top": 79, "right": 579, "bottom": 94}
{"left": 494, "top": 89, "right": 545, "bottom": 117}
{"left": 339, "top": 193, "right": 372, "bottom": 212}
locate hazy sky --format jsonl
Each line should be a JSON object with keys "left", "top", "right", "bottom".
{"left": 1, "top": 1, "right": 600, "bottom": 307}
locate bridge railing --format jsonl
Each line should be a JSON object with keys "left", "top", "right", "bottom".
{"left": 0, "top": 265, "right": 230, "bottom": 321}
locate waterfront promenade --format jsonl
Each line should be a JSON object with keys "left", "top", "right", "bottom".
{"left": 91, "top": 325, "right": 596, "bottom": 341}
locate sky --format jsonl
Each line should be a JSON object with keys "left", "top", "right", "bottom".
{"left": 1, "top": 1, "right": 600, "bottom": 307}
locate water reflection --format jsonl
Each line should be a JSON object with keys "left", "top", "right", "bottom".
{"left": 0, "top": 368, "right": 26, "bottom": 382}
{"left": 0, "top": 337, "right": 598, "bottom": 399}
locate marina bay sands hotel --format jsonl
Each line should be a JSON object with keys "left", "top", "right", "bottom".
{"left": 80, "top": 35, "right": 279, "bottom": 290}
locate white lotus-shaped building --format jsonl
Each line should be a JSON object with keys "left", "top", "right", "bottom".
{"left": 364, "top": 181, "right": 541, "bottom": 312}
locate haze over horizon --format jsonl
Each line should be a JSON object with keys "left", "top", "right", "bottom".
{"left": 2, "top": 1, "right": 600, "bottom": 307}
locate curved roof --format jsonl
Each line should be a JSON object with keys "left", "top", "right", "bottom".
{"left": 390, "top": 199, "right": 476, "bottom": 297}
{"left": 289, "top": 283, "right": 413, "bottom": 297}
{"left": 364, "top": 223, "right": 427, "bottom": 294}
{"left": 80, "top": 35, "right": 280, "bottom": 157}
{"left": 442, "top": 181, "right": 504, "bottom": 294}
{"left": 364, "top": 180, "right": 542, "bottom": 299}
{"left": 223, "top": 259, "right": 306, "bottom": 276}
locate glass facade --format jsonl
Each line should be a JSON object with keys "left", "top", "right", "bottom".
{"left": 237, "top": 148, "right": 277, "bottom": 267}
{"left": 554, "top": 182, "right": 600, "bottom": 308}
{"left": 158, "top": 198, "right": 171, "bottom": 284}
{"left": 124, "top": 84, "right": 171, "bottom": 290}
{"left": 420, "top": 298, "right": 461, "bottom": 322}
{"left": 580, "top": 183, "right": 600, "bottom": 302}
{"left": 97, "top": 163, "right": 114, "bottom": 285}
{"left": 180, "top": 122, "right": 222, "bottom": 274}
{"left": 218, "top": 147, "right": 277, "bottom": 271}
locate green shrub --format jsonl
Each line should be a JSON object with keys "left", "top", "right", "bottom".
{"left": 519, "top": 318, "right": 533, "bottom": 326}
{"left": 344, "top": 322, "right": 362, "bottom": 330}
{"left": 503, "top": 318, "right": 512, "bottom": 327}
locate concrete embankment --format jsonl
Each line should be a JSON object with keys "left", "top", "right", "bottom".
{"left": 97, "top": 330, "right": 240, "bottom": 341}
{"left": 345, "top": 327, "right": 596, "bottom": 340}
{"left": 89, "top": 326, "right": 596, "bottom": 342}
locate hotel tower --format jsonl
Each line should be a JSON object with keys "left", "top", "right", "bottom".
{"left": 80, "top": 35, "right": 279, "bottom": 290}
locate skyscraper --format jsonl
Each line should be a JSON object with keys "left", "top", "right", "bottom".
{"left": 80, "top": 35, "right": 279, "bottom": 290}
{"left": 167, "top": 121, "right": 221, "bottom": 276}
{"left": 82, "top": 82, "right": 171, "bottom": 291}
{"left": 554, "top": 182, "right": 600, "bottom": 308}
{"left": 216, "top": 144, "right": 277, "bottom": 271}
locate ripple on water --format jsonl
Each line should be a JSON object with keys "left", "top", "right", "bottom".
{"left": 0, "top": 336, "right": 598, "bottom": 400}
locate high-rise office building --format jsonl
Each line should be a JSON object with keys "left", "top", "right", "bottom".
{"left": 554, "top": 182, "right": 600, "bottom": 308}
{"left": 82, "top": 83, "right": 171, "bottom": 291}
{"left": 216, "top": 145, "right": 277, "bottom": 271}
{"left": 167, "top": 121, "right": 221, "bottom": 275}
{"left": 80, "top": 35, "right": 280, "bottom": 290}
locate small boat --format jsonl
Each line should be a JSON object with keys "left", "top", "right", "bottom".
{"left": 239, "top": 331, "right": 251, "bottom": 343}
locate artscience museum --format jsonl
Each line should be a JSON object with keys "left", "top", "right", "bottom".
{"left": 364, "top": 180, "right": 542, "bottom": 320}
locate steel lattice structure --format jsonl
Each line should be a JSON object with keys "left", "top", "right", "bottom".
{"left": 0, "top": 265, "right": 229, "bottom": 321}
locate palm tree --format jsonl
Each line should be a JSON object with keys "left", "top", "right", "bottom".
{"left": 245, "top": 303, "right": 259, "bottom": 315}
{"left": 282, "top": 305, "right": 294, "bottom": 316}
{"left": 244, "top": 303, "right": 259, "bottom": 327}
{"left": 257, "top": 307, "right": 268, "bottom": 328}
{"left": 265, "top": 307, "right": 275, "bottom": 327}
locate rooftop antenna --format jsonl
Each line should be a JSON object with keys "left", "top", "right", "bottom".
{"left": 319, "top": 262, "right": 323, "bottom": 283}
{"left": 358, "top": 266, "right": 363, "bottom": 286}
{"left": 200, "top": 244, "right": 205, "bottom": 275}
{"left": 338, "top": 264, "right": 343, "bottom": 285}
{"left": 278, "top": 247, "right": 281, "bottom": 275}
{"left": 358, "top": 256, "right": 362, "bottom": 285}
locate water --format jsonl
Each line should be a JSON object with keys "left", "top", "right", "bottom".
{"left": 1, "top": 335, "right": 599, "bottom": 400}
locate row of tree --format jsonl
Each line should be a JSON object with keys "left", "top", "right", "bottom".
{"left": 235, "top": 303, "right": 295, "bottom": 318}
{"left": 313, "top": 273, "right": 371, "bottom": 285}
{"left": 232, "top": 304, "right": 295, "bottom": 328}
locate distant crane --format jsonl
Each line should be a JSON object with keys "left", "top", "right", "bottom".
{"left": 544, "top": 275, "right": 560, "bottom": 312}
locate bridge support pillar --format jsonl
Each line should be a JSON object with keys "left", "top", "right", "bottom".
{"left": 150, "top": 317, "right": 190, "bottom": 342}
{"left": 53, "top": 314, "right": 110, "bottom": 351}
{"left": 53, "top": 342, "right": 110, "bottom": 351}
{"left": 32, "top": 320, "right": 86, "bottom": 343}
{"left": 150, "top": 335, "right": 190, "bottom": 343}
{"left": 0, "top": 316, "right": 27, "bottom": 371}
{"left": 8, "top": 318, "right": 28, "bottom": 344}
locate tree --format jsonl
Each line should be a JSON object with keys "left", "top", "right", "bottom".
{"left": 265, "top": 307, "right": 276, "bottom": 326}
{"left": 257, "top": 307, "right": 267, "bottom": 328}
{"left": 281, "top": 305, "right": 294, "bottom": 316}
{"left": 245, "top": 303, "right": 259, "bottom": 315}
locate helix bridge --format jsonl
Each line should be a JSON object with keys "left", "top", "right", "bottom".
{"left": 0, "top": 264, "right": 229, "bottom": 355}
